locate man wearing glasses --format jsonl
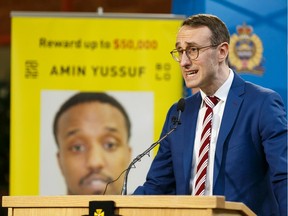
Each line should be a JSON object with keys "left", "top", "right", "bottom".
{"left": 133, "top": 14, "right": 287, "bottom": 216}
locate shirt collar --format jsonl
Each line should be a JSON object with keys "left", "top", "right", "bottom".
{"left": 200, "top": 69, "right": 234, "bottom": 103}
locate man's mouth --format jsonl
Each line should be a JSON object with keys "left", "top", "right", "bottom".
{"left": 80, "top": 173, "right": 112, "bottom": 189}
{"left": 78, "top": 178, "right": 108, "bottom": 195}
{"left": 186, "top": 69, "right": 198, "bottom": 76}
{"left": 87, "top": 179, "right": 106, "bottom": 187}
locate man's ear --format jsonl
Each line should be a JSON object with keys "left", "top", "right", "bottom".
{"left": 218, "top": 42, "right": 229, "bottom": 63}
{"left": 56, "top": 151, "right": 64, "bottom": 175}
{"left": 128, "top": 146, "right": 132, "bottom": 158}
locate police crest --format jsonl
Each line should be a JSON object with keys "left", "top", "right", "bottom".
{"left": 229, "top": 23, "right": 264, "bottom": 75}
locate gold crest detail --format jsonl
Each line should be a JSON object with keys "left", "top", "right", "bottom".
{"left": 94, "top": 209, "right": 105, "bottom": 216}
{"left": 229, "top": 23, "right": 264, "bottom": 75}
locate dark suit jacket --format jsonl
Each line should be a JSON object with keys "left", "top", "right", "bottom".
{"left": 134, "top": 72, "right": 287, "bottom": 216}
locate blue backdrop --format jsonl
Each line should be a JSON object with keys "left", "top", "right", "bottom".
{"left": 171, "top": 0, "right": 287, "bottom": 109}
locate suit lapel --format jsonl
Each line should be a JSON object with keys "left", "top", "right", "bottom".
{"left": 213, "top": 73, "right": 245, "bottom": 187}
{"left": 183, "top": 93, "right": 202, "bottom": 188}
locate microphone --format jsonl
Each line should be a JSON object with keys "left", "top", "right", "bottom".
{"left": 175, "top": 97, "right": 185, "bottom": 124}
{"left": 121, "top": 98, "right": 185, "bottom": 195}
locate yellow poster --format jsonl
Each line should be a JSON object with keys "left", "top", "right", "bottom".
{"left": 10, "top": 12, "right": 184, "bottom": 195}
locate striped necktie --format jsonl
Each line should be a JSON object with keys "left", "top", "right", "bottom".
{"left": 194, "top": 96, "right": 219, "bottom": 196}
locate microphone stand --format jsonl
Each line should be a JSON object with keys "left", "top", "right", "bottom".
{"left": 121, "top": 98, "right": 185, "bottom": 195}
{"left": 121, "top": 119, "right": 181, "bottom": 195}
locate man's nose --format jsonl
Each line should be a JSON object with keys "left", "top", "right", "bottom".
{"left": 180, "top": 51, "right": 192, "bottom": 67}
{"left": 86, "top": 145, "right": 105, "bottom": 170}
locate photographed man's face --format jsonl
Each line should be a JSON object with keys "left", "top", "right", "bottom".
{"left": 56, "top": 101, "right": 131, "bottom": 195}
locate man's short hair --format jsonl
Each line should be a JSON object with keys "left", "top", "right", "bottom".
{"left": 182, "top": 14, "right": 230, "bottom": 46}
{"left": 53, "top": 92, "right": 131, "bottom": 146}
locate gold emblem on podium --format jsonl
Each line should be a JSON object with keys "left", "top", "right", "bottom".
{"left": 94, "top": 209, "right": 105, "bottom": 216}
{"left": 229, "top": 23, "right": 264, "bottom": 75}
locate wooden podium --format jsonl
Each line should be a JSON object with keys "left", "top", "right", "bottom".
{"left": 2, "top": 195, "right": 255, "bottom": 216}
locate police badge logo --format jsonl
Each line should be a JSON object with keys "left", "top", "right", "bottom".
{"left": 229, "top": 23, "right": 264, "bottom": 75}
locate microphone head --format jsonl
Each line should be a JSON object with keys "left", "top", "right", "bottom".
{"left": 177, "top": 98, "right": 185, "bottom": 112}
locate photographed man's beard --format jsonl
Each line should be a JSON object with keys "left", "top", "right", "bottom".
{"left": 79, "top": 171, "right": 114, "bottom": 195}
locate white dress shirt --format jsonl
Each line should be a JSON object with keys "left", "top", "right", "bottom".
{"left": 191, "top": 69, "right": 234, "bottom": 195}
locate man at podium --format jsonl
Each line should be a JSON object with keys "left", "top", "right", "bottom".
{"left": 133, "top": 14, "right": 287, "bottom": 216}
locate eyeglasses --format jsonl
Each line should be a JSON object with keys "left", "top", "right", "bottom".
{"left": 170, "top": 44, "right": 219, "bottom": 62}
